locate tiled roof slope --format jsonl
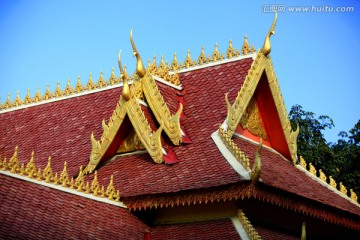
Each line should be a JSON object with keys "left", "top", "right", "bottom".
{"left": 150, "top": 219, "right": 240, "bottom": 240}
{"left": 0, "top": 174, "right": 149, "bottom": 239}
{"left": 233, "top": 136, "right": 360, "bottom": 217}
{"left": 0, "top": 88, "right": 121, "bottom": 176}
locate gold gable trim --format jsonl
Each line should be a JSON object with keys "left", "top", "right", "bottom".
{"left": 0, "top": 147, "right": 121, "bottom": 202}
{"left": 236, "top": 209, "right": 262, "bottom": 240}
{"left": 141, "top": 71, "right": 183, "bottom": 145}
{"left": 224, "top": 50, "right": 299, "bottom": 163}
{"left": 85, "top": 90, "right": 164, "bottom": 174}
{"left": 298, "top": 156, "right": 358, "bottom": 204}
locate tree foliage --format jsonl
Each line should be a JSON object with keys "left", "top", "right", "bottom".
{"left": 289, "top": 104, "right": 360, "bottom": 198}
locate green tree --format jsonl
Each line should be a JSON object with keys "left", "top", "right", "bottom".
{"left": 289, "top": 105, "right": 360, "bottom": 198}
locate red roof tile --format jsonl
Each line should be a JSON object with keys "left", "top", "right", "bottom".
{"left": 0, "top": 174, "right": 148, "bottom": 239}
{"left": 233, "top": 136, "right": 360, "bottom": 216}
{"left": 0, "top": 88, "right": 122, "bottom": 176}
{"left": 150, "top": 219, "right": 240, "bottom": 240}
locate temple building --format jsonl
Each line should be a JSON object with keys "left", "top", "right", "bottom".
{"left": 1, "top": 14, "right": 359, "bottom": 239}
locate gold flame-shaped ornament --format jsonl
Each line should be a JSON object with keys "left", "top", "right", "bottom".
{"left": 130, "top": 29, "right": 146, "bottom": 78}
{"left": 260, "top": 11, "right": 278, "bottom": 57}
{"left": 118, "top": 50, "right": 130, "bottom": 101}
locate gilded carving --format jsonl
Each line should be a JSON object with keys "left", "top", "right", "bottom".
{"left": 218, "top": 126, "right": 250, "bottom": 170}
{"left": 1, "top": 37, "right": 259, "bottom": 111}
{"left": 236, "top": 209, "right": 262, "bottom": 240}
{"left": 250, "top": 138, "right": 263, "bottom": 183}
{"left": 240, "top": 98, "right": 269, "bottom": 140}
{"left": 226, "top": 39, "right": 235, "bottom": 59}
{"left": 224, "top": 49, "right": 299, "bottom": 163}
{"left": 339, "top": 182, "right": 347, "bottom": 196}
{"left": 117, "top": 129, "right": 145, "bottom": 153}
{"left": 1, "top": 147, "right": 122, "bottom": 202}
{"left": 184, "top": 50, "right": 192, "bottom": 69}
{"left": 242, "top": 35, "right": 250, "bottom": 55}
{"left": 319, "top": 169, "right": 327, "bottom": 182}
{"left": 299, "top": 156, "right": 307, "bottom": 169}
{"left": 350, "top": 189, "right": 358, "bottom": 202}
{"left": 309, "top": 163, "right": 317, "bottom": 176}
{"left": 42, "top": 156, "right": 54, "bottom": 183}
{"left": 25, "top": 151, "right": 37, "bottom": 178}
{"left": 261, "top": 11, "right": 277, "bottom": 57}
{"left": 141, "top": 71, "right": 183, "bottom": 145}
{"left": 329, "top": 176, "right": 337, "bottom": 189}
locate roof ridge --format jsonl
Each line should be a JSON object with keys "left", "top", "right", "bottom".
{"left": 297, "top": 156, "right": 359, "bottom": 205}
{"left": 0, "top": 146, "right": 125, "bottom": 207}
{"left": 0, "top": 36, "right": 255, "bottom": 112}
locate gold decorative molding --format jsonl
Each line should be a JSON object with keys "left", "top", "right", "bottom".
{"left": 224, "top": 50, "right": 299, "bottom": 163}
{"left": 240, "top": 97, "right": 269, "bottom": 140}
{"left": 1, "top": 38, "right": 256, "bottom": 112}
{"left": 309, "top": 163, "right": 317, "bottom": 176}
{"left": 218, "top": 126, "right": 250, "bottom": 171}
{"left": 236, "top": 209, "right": 262, "bottom": 240}
{"left": 298, "top": 157, "right": 358, "bottom": 203}
{"left": 117, "top": 129, "right": 145, "bottom": 153}
{"left": 147, "top": 55, "right": 180, "bottom": 85}
{"left": 350, "top": 189, "right": 358, "bottom": 203}
{"left": 141, "top": 71, "right": 183, "bottom": 145}
{"left": 0, "top": 147, "right": 121, "bottom": 202}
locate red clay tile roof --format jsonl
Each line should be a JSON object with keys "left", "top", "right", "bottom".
{"left": 1, "top": 56, "right": 360, "bottom": 221}
{"left": 233, "top": 136, "right": 360, "bottom": 216}
{"left": 150, "top": 219, "right": 240, "bottom": 240}
{"left": 253, "top": 223, "right": 299, "bottom": 240}
{"left": 0, "top": 88, "right": 122, "bottom": 176}
{"left": 0, "top": 174, "right": 149, "bottom": 239}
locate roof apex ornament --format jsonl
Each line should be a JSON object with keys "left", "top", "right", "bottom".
{"left": 118, "top": 50, "right": 130, "bottom": 101}
{"left": 130, "top": 29, "right": 146, "bottom": 78}
{"left": 260, "top": 11, "right": 277, "bottom": 57}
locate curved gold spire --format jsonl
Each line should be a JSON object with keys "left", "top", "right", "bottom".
{"left": 250, "top": 137, "right": 262, "bottom": 183}
{"left": 118, "top": 50, "right": 130, "bottom": 101}
{"left": 260, "top": 11, "right": 278, "bottom": 56}
{"left": 130, "top": 29, "right": 146, "bottom": 78}
{"left": 301, "top": 222, "right": 306, "bottom": 240}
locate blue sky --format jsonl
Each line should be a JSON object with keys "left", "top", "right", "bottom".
{"left": 1, "top": 0, "right": 359, "bottom": 143}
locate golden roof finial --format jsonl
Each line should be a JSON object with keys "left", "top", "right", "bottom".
{"left": 261, "top": 11, "right": 277, "bottom": 56}
{"left": 242, "top": 35, "right": 250, "bottom": 55}
{"left": 130, "top": 29, "right": 146, "bottom": 78}
{"left": 109, "top": 67, "right": 116, "bottom": 85}
{"left": 250, "top": 137, "right": 262, "bottom": 183}
{"left": 25, "top": 88, "right": 32, "bottom": 104}
{"left": 76, "top": 75, "right": 83, "bottom": 93}
{"left": 171, "top": 52, "right": 179, "bottom": 71}
{"left": 198, "top": 45, "right": 207, "bottom": 65}
{"left": 184, "top": 50, "right": 192, "bottom": 68}
{"left": 212, "top": 42, "right": 221, "bottom": 62}
{"left": 15, "top": 91, "right": 22, "bottom": 107}
{"left": 55, "top": 81, "right": 62, "bottom": 97}
{"left": 5, "top": 93, "right": 11, "bottom": 109}
{"left": 34, "top": 87, "right": 41, "bottom": 102}
{"left": 44, "top": 85, "right": 52, "bottom": 100}
{"left": 226, "top": 39, "right": 235, "bottom": 59}
{"left": 118, "top": 50, "right": 130, "bottom": 101}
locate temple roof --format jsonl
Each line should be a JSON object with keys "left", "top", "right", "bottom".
{"left": 1, "top": 24, "right": 360, "bottom": 238}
